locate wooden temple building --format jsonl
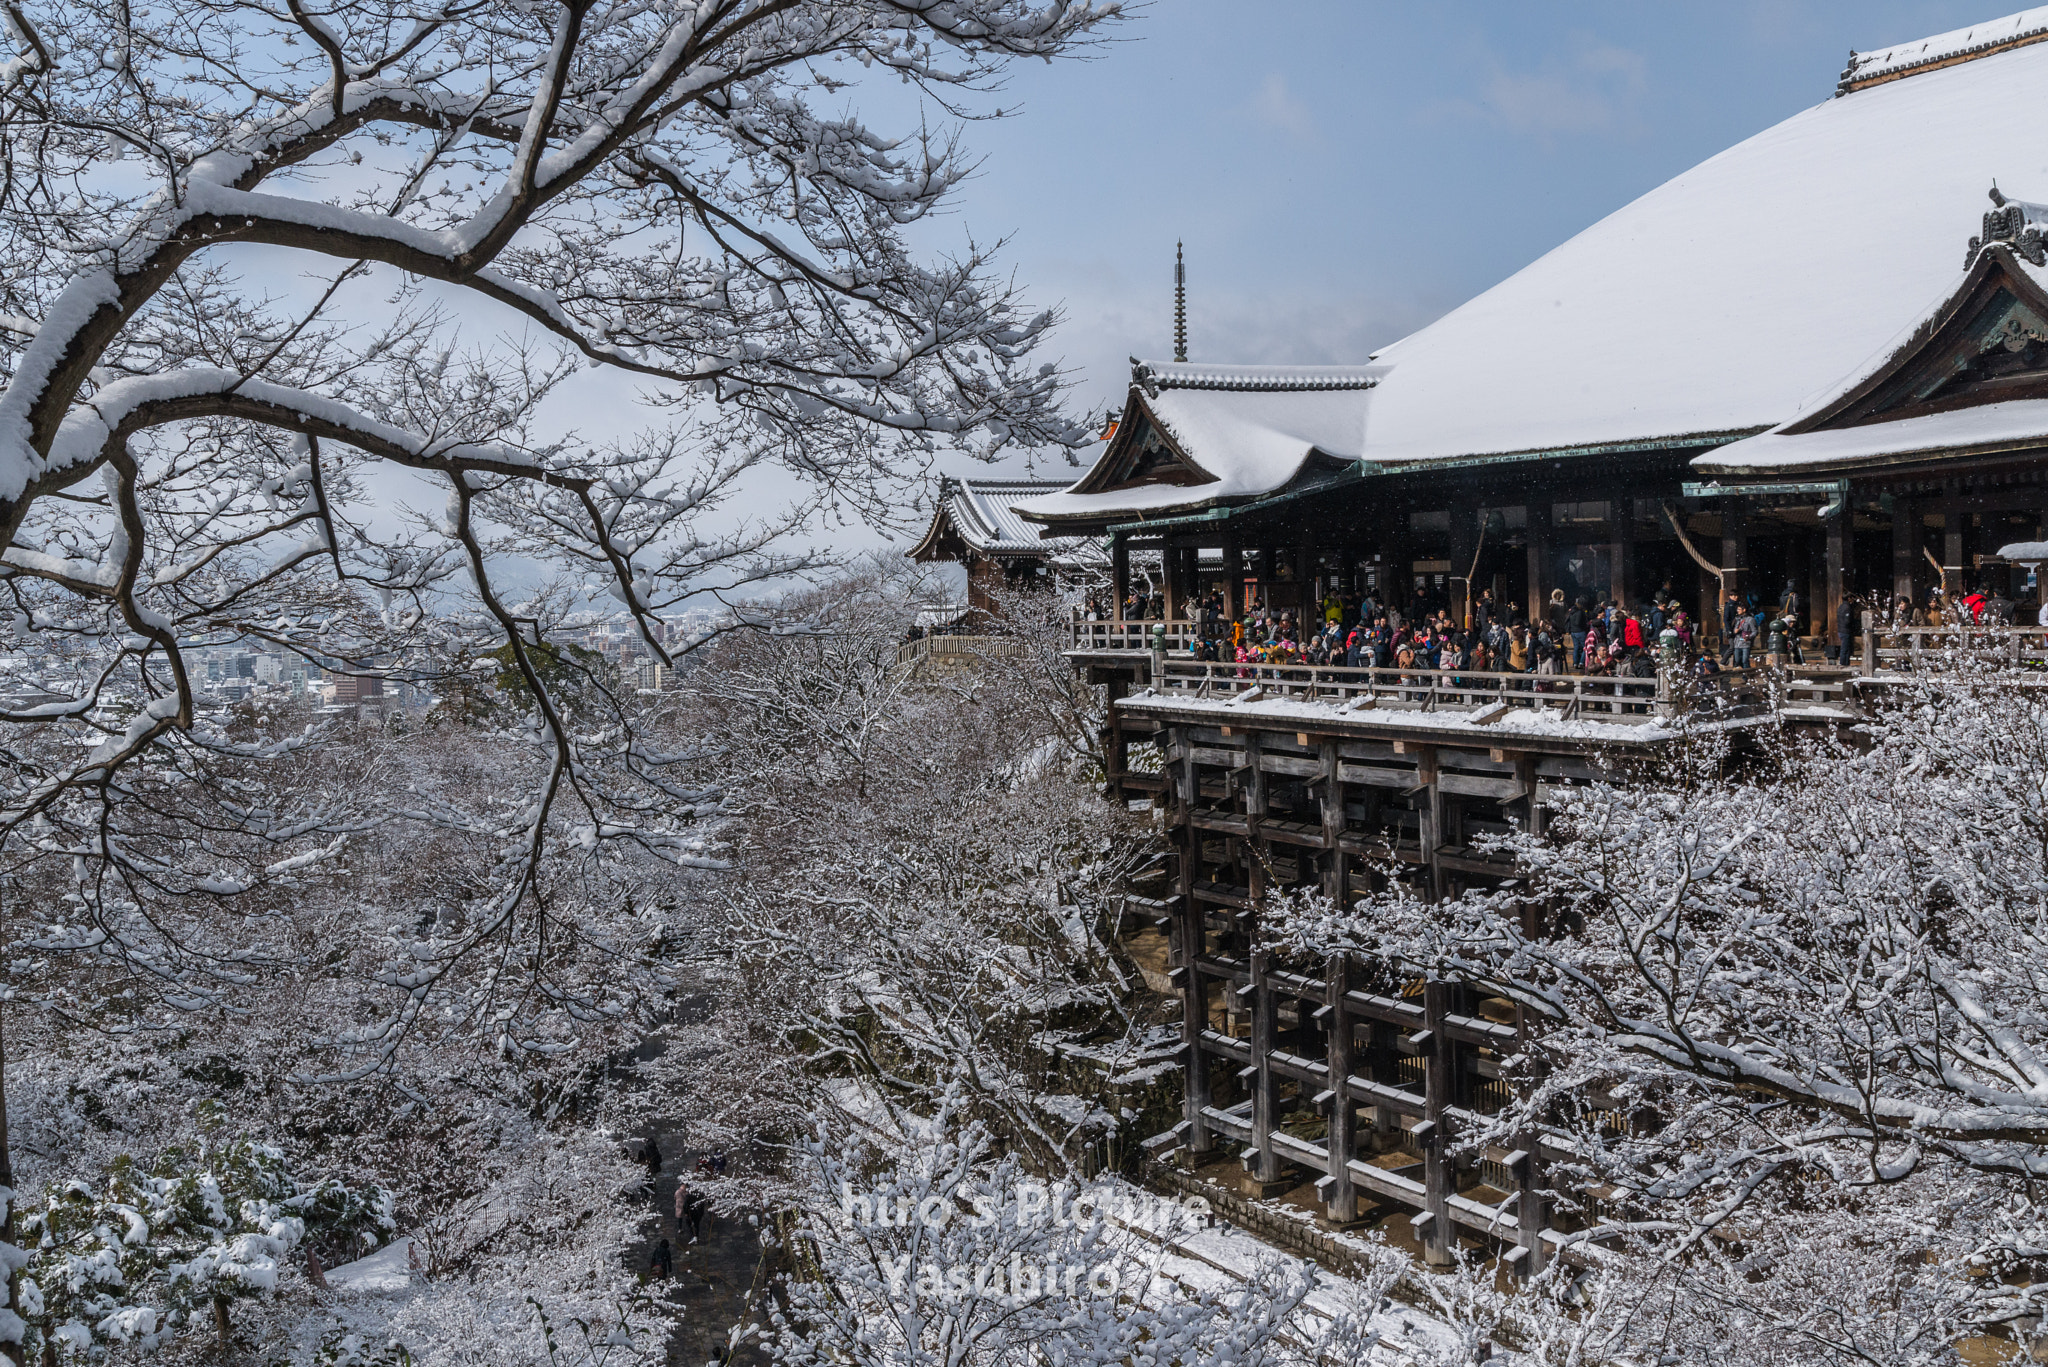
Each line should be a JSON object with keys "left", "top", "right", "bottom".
{"left": 908, "top": 476, "right": 1102, "bottom": 622}
{"left": 1007, "top": 7, "right": 2048, "bottom": 1271}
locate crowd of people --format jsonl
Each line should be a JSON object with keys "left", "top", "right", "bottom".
{"left": 1084, "top": 574, "right": 2045, "bottom": 682}
{"left": 1166, "top": 581, "right": 1834, "bottom": 685}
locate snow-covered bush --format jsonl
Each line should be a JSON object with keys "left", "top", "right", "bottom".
{"left": 17, "top": 1137, "right": 393, "bottom": 1360}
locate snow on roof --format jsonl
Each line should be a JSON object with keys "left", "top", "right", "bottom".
{"left": 1695, "top": 397, "right": 2048, "bottom": 474}
{"left": 911, "top": 476, "right": 1094, "bottom": 557}
{"left": 1015, "top": 365, "right": 1379, "bottom": 524}
{"left": 1360, "top": 25, "right": 2048, "bottom": 467}
{"left": 1998, "top": 540, "right": 2048, "bottom": 563}
{"left": 1838, "top": 6, "right": 2048, "bottom": 92}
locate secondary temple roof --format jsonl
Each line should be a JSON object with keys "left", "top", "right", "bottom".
{"left": 909, "top": 477, "right": 1096, "bottom": 560}
{"left": 1018, "top": 8, "right": 2048, "bottom": 531}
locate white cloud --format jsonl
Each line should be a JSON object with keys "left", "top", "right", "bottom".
{"left": 1251, "top": 72, "right": 1317, "bottom": 140}
{"left": 1428, "top": 38, "right": 1649, "bottom": 146}
{"left": 1492, "top": 40, "right": 1646, "bottom": 140}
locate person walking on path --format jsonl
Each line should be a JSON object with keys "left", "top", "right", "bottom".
{"left": 651, "top": 1237, "right": 673, "bottom": 1280}
{"left": 674, "top": 1180, "right": 690, "bottom": 1235}
{"left": 644, "top": 1136, "right": 664, "bottom": 1179}
{"left": 685, "top": 1188, "right": 713, "bottom": 1244}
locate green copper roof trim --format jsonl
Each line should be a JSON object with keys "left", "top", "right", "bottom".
{"left": 1681, "top": 478, "right": 1850, "bottom": 499}
{"left": 1099, "top": 428, "right": 1769, "bottom": 536}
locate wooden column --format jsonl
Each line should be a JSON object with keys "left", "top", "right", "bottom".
{"left": 1513, "top": 1140, "right": 1548, "bottom": 1276}
{"left": 1797, "top": 528, "right": 1821, "bottom": 642}
{"left": 1525, "top": 500, "right": 1553, "bottom": 626}
{"left": 1162, "top": 542, "right": 1182, "bottom": 623}
{"left": 1893, "top": 499, "right": 1919, "bottom": 611}
{"left": 1449, "top": 508, "right": 1477, "bottom": 628}
{"left": 1414, "top": 744, "right": 1443, "bottom": 901}
{"left": 1720, "top": 500, "right": 1749, "bottom": 613}
{"left": 1421, "top": 979, "right": 1456, "bottom": 1265}
{"left": 1941, "top": 489, "right": 1967, "bottom": 602}
{"left": 1320, "top": 740, "right": 1347, "bottom": 907}
{"left": 1222, "top": 539, "right": 1243, "bottom": 620}
{"left": 1248, "top": 947, "right": 1284, "bottom": 1189}
{"left": 1825, "top": 506, "right": 1848, "bottom": 661}
{"left": 1177, "top": 814, "right": 1213, "bottom": 1159}
{"left": 1323, "top": 957, "right": 1358, "bottom": 1225}
{"left": 1611, "top": 499, "right": 1637, "bottom": 608}
{"left": 1514, "top": 752, "right": 1540, "bottom": 838}
{"left": 1381, "top": 517, "right": 1411, "bottom": 618}
{"left": 1112, "top": 535, "right": 1131, "bottom": 619}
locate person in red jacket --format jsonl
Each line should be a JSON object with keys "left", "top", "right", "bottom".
{"left": 1622, "top": 609, "right": 1645, "bottom": 650}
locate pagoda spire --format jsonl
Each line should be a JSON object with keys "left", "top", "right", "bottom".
{"left": 1173, "top": 240, "right": 1188, "bottom": 363}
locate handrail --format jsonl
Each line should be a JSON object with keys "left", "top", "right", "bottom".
{"left": 1146, "top": 658, "right": 1677, "bottom": 719}
{"left": 1859, "top": 624, "right": 2048, "bottom": 675}
{"left": 1069, "top": 618, "right": 1202, "bottom": 652}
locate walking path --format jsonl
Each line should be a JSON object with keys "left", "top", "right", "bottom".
{"left": 627, "top": 1132, "right": 774, "bottom": 1366}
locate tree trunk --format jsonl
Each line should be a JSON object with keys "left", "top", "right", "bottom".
{"left": 0, "top": 883, "right": 19, "bottom": 1367}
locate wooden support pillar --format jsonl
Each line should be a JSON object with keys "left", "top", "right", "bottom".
{"left": 1176, "top": 813, "right": 1213, "bottom": 1159}
{"left": 1247, "top": 947, "right": 1284, "bottom": 1189}
{"left": 1222, "top": 539, "right": 1243, "bottom": 620}
{"left": 1893, "top": 499, "right": 1919, "bottom": 611}
{"left": 1242, "top": 731, "right": 1267, "bottom": 835}
{"left": 1323, "top": 958, "right": 1358, "bottom": 1225}
{"left": 1449, "top": 508, "right": 1476, "bottom": 628}
{"left": 1526, "top": 500, "right": 1553, "bottom": 626}
{"left": 1941, "top": 489, "right": 1967, "bottom": 602}
{"left": 1421, "top": 979, "right": 1456, "bottom": 1266}
{"left": 1513, "top": 1140, "right": 1548, "bottom": 1276}
{"left": 1112, "top": 535, "right": 1131, "bottom": 619}
{"left": 1381, "top": 517, "right": 1411, "bottom": 618}
{"left": 1162, "top": 542, "right": 1182, "bottom": 623}
{"left": 1610, "top": 498, "right": 1637, "bottom": 609}
{"left": 1414, "top": 744, "right": 1443, "bottom": 901}
{"left": 1826, "top": 506, "right": 1848, "bottom": 662}
{"left": 1514, "top": 751, "right": 1540, "bottom": 838}
{"left": 1103, "top": 675, "right": 1129, "bottom": 797}
{"left": 1719, "top": 500, "right": 1749, "bottom": 615}
{"left": 1320, "top": 741, "right": 1347, "bottom": 906}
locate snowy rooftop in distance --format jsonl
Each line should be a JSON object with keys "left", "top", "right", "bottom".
{"left": 914, "top": 477, "right": 1090, "bottom": 555}
{"left": 1839, "top": 6, "right": 2048, "bottom": 90}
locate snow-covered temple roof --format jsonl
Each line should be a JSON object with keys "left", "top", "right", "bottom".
{"left": 1021, "top": 8, "right": 2048, "bottom": 530}
{"left": 1361, "top": 21, "right": 2048, "bottom": 469}
{"left": 1836, "top": 5, "right": 2048, "bottom": 92}
{"left": 1013, "top": 363, "right": 1379, "bottom": 528}
{"left": 909, "top": 476, "right": 1096, "bottom": 559}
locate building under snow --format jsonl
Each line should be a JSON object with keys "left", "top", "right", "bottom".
{"left": 1024, "top": 8, "right": 2048, "bottom": 1277}
{"left": 909, "top": 475, "right": 1103, "bottom": 621}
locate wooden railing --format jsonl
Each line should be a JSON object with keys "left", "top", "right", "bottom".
{"left": 1069, "top": 618, "right": 1201, "bottom": 652}
{"left": 1860, "top": 624, "right": 2048, "bottom": 673}
{"left": 894, "top": 634, "right": 1026, "bottom": 669}
{"left": 1151, "top": 658, "right": 1675, "bottom": 719}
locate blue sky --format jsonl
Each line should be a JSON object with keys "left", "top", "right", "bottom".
{"left": 923, "top": 0, "right": 2017, "bottom": 467}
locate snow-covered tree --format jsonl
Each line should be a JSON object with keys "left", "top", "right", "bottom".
{"left": 0, "top": 0, "right": 1113, "bottom": 1071}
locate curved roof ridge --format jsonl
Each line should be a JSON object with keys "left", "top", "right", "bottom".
{"left": 1840, "top": 6, "right": 2048, "bottom": 93}
{"left": 1131, "top": 358, "right": 1382, "bottom": 394}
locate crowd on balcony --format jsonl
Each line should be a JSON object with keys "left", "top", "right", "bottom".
{"left": 1175, "top": 583, "right": 1837, "bottom": 683}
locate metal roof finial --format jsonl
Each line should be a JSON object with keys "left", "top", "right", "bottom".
{"left": 1173, "top": 240, "right": 1188, "bottom": 364}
